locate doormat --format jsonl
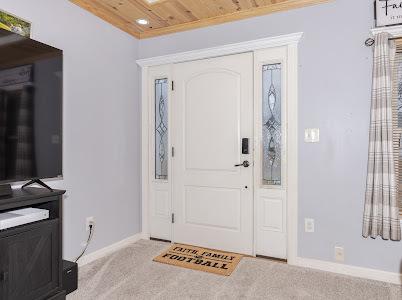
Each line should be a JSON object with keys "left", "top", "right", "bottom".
{"left": 153, "top": 243, "right": 243, "bottom": 276}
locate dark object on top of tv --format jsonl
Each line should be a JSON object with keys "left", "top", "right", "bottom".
{"left": 0, "top": 28, "right": 63, "bottom": 191}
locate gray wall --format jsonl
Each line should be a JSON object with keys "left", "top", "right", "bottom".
{"left": 2, "top": 0, "right": 401, "bottom": 275}
{"left": 0, "top": 0, "right": 141, "bottom": 260}
{"left": 139, "top": 0, "right": 402, "bottom": 273}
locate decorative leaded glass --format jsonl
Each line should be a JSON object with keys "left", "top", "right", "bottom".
{"left": 155, "top": 78, "right": 168, "bottom": 180}
{"left": 262, "top": 64, "right": 282, "bottom": 186}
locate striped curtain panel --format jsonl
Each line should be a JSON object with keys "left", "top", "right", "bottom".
{"left": 363, "top": 33, "right": 401, "bottom": 241}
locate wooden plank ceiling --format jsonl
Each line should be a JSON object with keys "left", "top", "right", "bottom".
{"left": 70, "top": 0, "right": 329, "bottom": 39}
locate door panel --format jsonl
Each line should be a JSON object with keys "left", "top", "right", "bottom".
{"left": 172, "top": 53, "right": 254, "bottom": 255}
{"left": 262, "top": 197, "right": 283, "bottom": 231}
{"left": 184, "top": 70, "right": 240, "bottom": 172}
{"left": 184, "top": 186, "right": 241, "bottom": 230}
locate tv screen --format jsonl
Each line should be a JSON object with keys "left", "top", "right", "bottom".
{"left": 0, "top": 29, "right": 62, "bottom": 184}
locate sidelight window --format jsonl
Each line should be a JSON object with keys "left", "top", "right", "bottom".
{"left": 155, "top": 78, "right": 168, "bottom": 180}
{"left": 262, "top": 63, "right": 282, "bottom": 186}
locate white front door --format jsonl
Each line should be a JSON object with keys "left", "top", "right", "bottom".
{"left": 171, "top": 53, "right": 254, "bottom": 255}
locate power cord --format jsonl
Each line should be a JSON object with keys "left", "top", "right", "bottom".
{"left": 75, "top": 224, "right": 94, "bottom": 263}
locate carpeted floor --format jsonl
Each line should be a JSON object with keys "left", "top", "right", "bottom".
{"left": 67, "top": 239, "right": 402, "bottom": 300}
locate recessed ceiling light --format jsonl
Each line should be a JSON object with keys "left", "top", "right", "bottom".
{"left": 136, "top": 18, "right": 149, "bottom": 25}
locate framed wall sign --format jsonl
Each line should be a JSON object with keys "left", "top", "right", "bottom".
{"left": 0, "top": 9, "right": 31, "bottom": 37}
{"left": 376, "top": 0, "right": 402, "bottom": 27}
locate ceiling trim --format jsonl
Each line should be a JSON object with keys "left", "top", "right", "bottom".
{"left": 139, "top": 0, "right": 331, "bottom": 39}
{"left": 136, "top": 32, "right": 303, "bottom": 67}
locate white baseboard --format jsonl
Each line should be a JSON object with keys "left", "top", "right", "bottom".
{"left": 142, "top": 233, "right": 150, "bottom": 240}
{"left": 77, "top": 232, "right": 146, "bottom": 267}
{"left": 293, "top": 257, "right": 402, "bottom": 285}
{"left": 75, "top": 234, "right": 401, "bottom": 285}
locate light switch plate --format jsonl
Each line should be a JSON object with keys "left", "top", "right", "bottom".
{"left": 304, "top": 128, "right": 320, "bottom": 143}
{"left": 305, "top": 218, "right": 315, "bottom": 233}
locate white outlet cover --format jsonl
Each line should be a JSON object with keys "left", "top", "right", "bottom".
{"left": 334, "top": 246, "right": 345, "bottom": 262}
{"left": 304, "top": 218, "right": 315, "bottom": 233}
{"left": 304, "top": 128, "right": 320, "bottom": 143}
{"left": 86, "top": 216, "right": 95, "bottom": 231}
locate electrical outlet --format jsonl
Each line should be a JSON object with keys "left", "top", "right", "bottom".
{"left": 305, "top": 218, "right": 315, "bottom": 233}
{"left": 86, "top": 216, "right": 95, "bottom": 231}
{"left": 304, "top": 128, "right": 320, "bottom": 143}
{"left": 334, "top": 246, "right": 344, "bottom": 262}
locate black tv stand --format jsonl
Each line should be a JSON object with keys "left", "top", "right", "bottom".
{"left": 22, "top": 179, "right": 53, "bottom": 191}
{"left": 0, "top": 187, "right": 66, "bottom": 299}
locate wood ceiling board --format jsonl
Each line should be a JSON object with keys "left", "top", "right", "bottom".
{"left": 173, "top": 1, "right": 207, "bottom": 19}
{"left": 70, "top": 0, "right": 332, "bottom": 39}
{"left": 151, "top": 3, "right": 192, "bottom": 26}
{"left": 88, "top": 0, "right": 144, "bottom": 31}
{"left": 71, "top": 0, "right": 142, "bottom": 37}
{"left": 166, "top": 2, "right": 199, "bottom": 22}
{"left": 104, "top": 0, "right": 167, "bottom": 29}
{"left": 125, "top": 0, "right": 170, "bottom": 27}
{"left": 140, "top": 0, "right": 331, "bottom": 39}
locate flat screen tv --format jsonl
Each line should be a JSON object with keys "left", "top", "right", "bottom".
{"left": 0, "top": 28, "right": 62, "bottom": 185}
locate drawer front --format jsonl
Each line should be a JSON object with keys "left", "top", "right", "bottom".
{"left": 0, "top": 219, "right": 60, "bottom": 300}
{"left": 0, "top": 217, "right": 58, "bottom": 239}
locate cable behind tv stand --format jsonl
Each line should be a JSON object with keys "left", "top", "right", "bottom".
{"left": 21, "top": 179, "right": 53, "bottom": 192}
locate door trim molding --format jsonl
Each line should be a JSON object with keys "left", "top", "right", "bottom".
{"left": 286, "top": 42, "right": 299, "bottom": 264}
{"left": 136, "top": 32, "right": 303, "bottom": 67}
{"left": 137, "top": 32, "right": 302, "bottom": 263}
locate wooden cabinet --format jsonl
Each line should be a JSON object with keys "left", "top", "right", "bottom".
{"left": 0, "top": 188, "right": 65, "bottom": 300}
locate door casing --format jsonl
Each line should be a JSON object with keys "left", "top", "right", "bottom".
{"left": 137, "top": 32, "right": 301, "bottom": 262}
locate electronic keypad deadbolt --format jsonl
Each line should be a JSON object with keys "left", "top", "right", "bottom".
{"left": 242, "top": 138, "right": 249, "bottom": 154}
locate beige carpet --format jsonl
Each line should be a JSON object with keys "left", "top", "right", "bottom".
{"left": 68, "top": 239, "right": 402, "bottom": 300}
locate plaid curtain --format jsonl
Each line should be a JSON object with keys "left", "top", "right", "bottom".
{"left": 363, "top": 33, "right": 401, "bottom": 241}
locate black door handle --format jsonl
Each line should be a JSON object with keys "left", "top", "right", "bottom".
{"left": 235, "top": 161, "right": 250, "bottom": 168}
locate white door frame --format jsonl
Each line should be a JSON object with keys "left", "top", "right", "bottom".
{"left": 137, "top": 32, "right": 302, "bottom": 264}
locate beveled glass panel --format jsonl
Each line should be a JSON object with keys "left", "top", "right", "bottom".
{"left": 262, "top": 64, "right": 282, "bottom": 186}
{"left": 155, "top": 78, "right": 168, "bottom": 180}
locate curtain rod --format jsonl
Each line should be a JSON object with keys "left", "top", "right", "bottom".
{"left": 365, "top": 37, "right": 401, "bottom": 47}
